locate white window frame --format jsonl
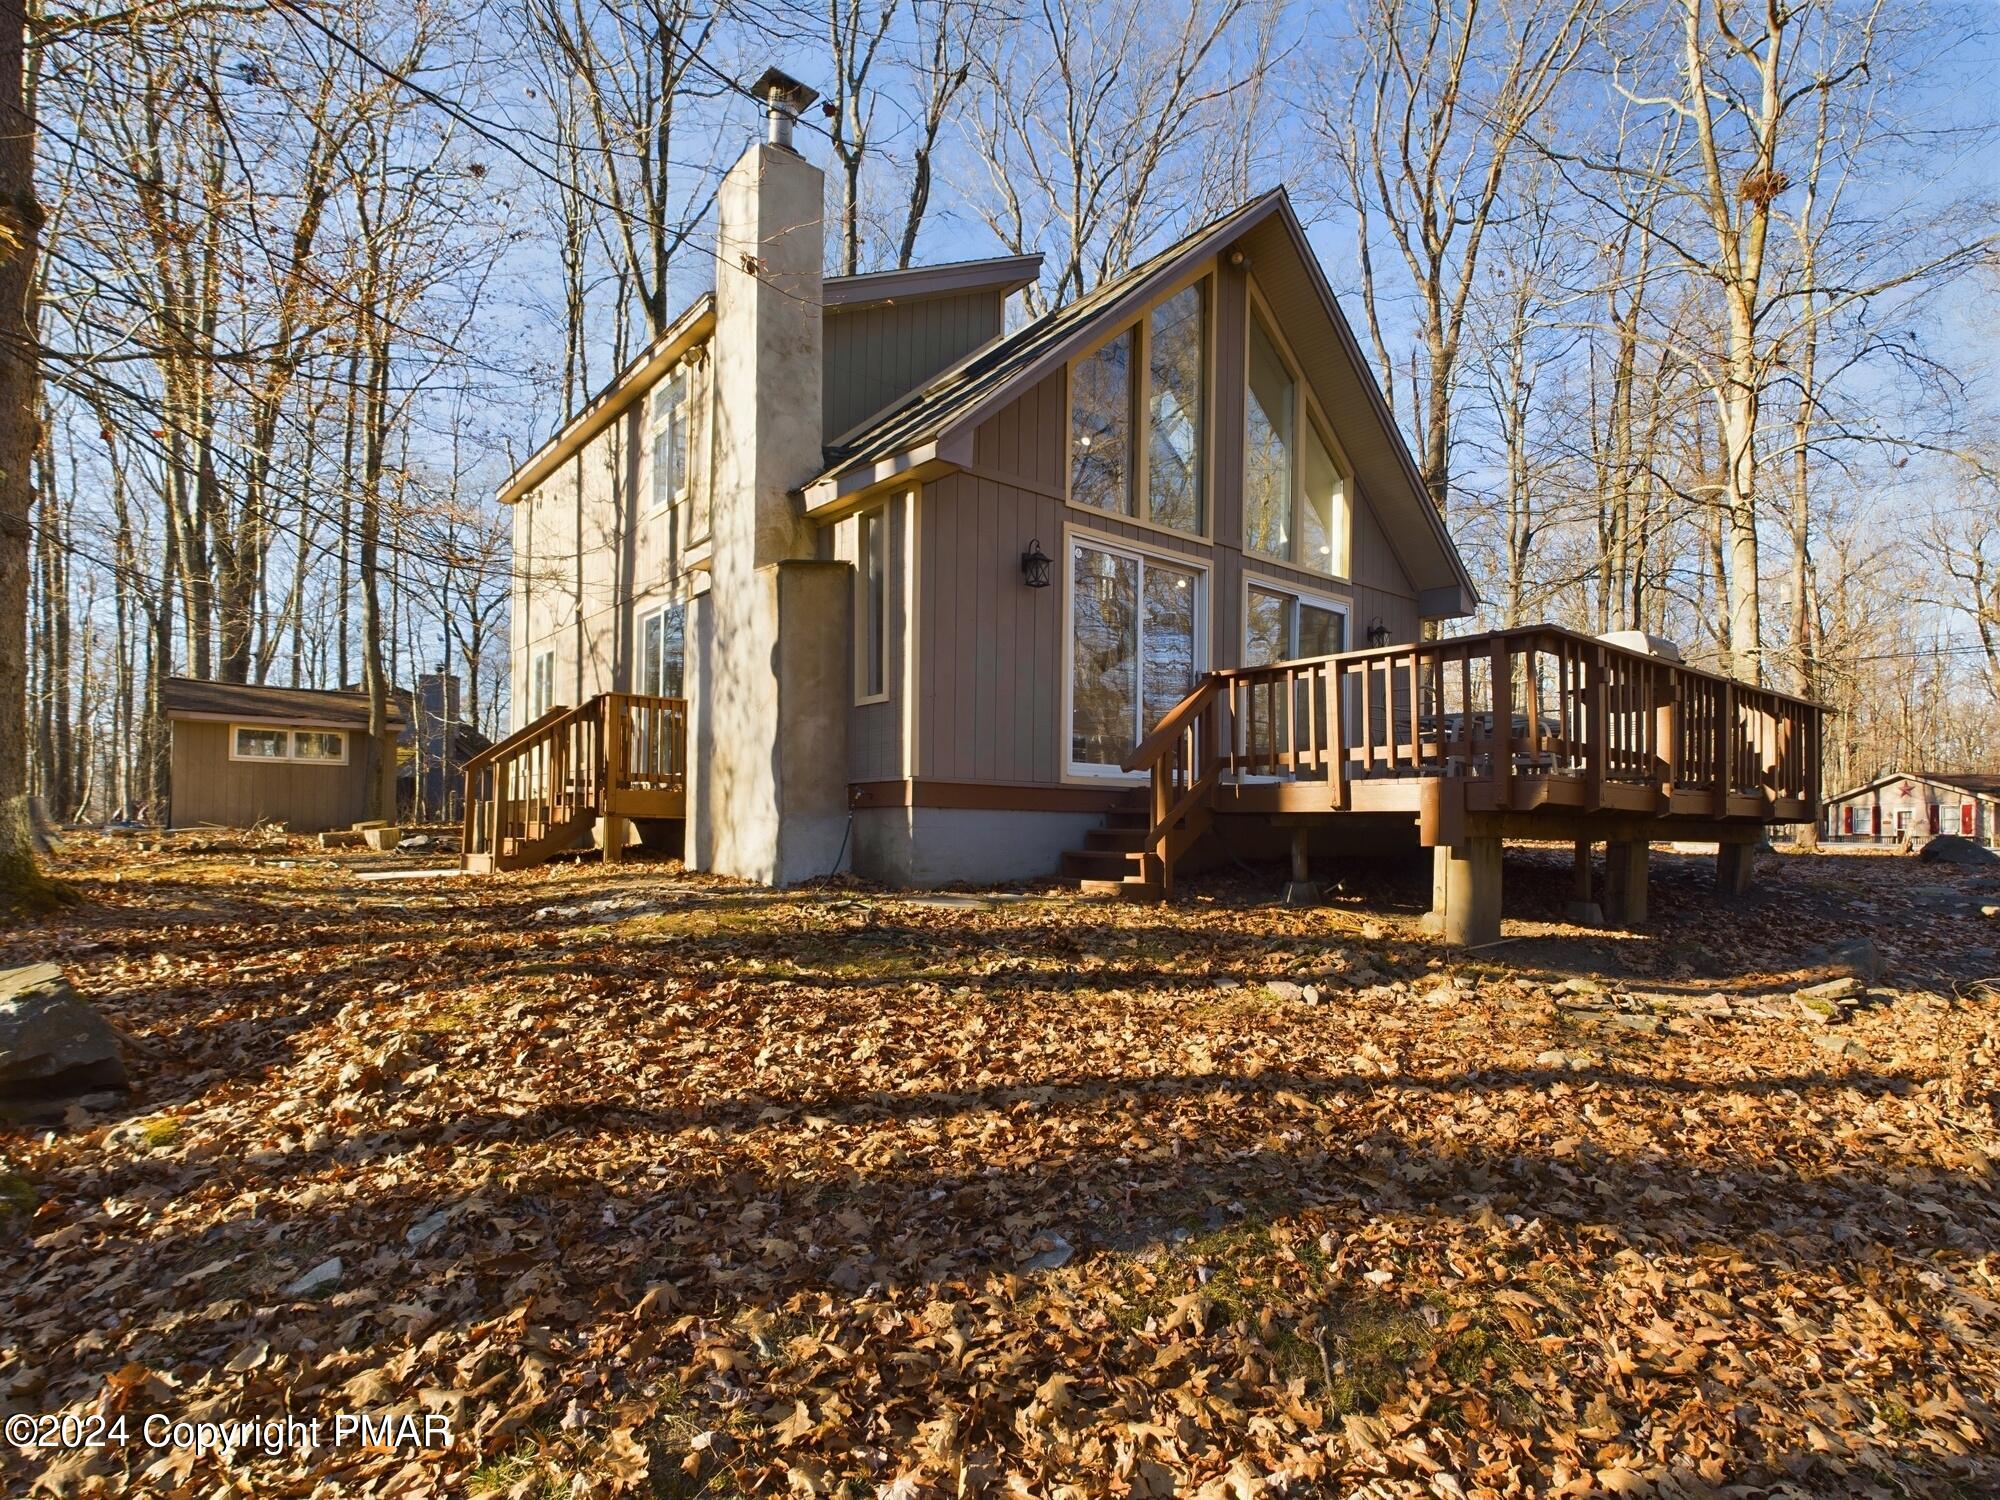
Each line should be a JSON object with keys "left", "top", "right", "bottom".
{"left": 854, "top": 505, "right": 890, "bottom": 705}
{"left": 529, "top": 648, "right": 556, "bottom": 721}
{"left": 1060, "top": 525, "right": 1211, "bottom": 783}
{"left": 651, "top": 366, "right": 691, "bottom": 517}
{"left": 639, "top": 601, "right": 686, "bottom": 700}
{"left": 1239, "top": 575, "right": 1351, "bottom": 665}
{"left": 1243, "top": 284, "right": 1355, "bottom": 581}
{"left": 1064, "top": 268, "right": 1213, "bottom": 542}
{"left": 228, "top": 725, "right": 349, "bottom": 765}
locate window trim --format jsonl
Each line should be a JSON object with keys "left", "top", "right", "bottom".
{"left": 1063, "top": 265, "right": 1215, "bottom": 543}
{"left": 854, "top": 504, "right": 891, "bottom": 706}
{"left": 1238, "top": 573, "right": 1353, "bottom": 666}
{"left": 1059, "top": 521, "right": 1212, "bottom": 784}
{"left": 529, "top": 648, "right": 557, "bottom": 721}
{"left": 638, "top": 600, "right": 687, "bottom": 700}
{"left": 1242, "top": 281, "right": 1356, "bottom": 581}
{"left": 650, "top": 365, "right": 692, "bottom": 517}
{"left": 228, "top": 724, "right": 349, "bottom": 766}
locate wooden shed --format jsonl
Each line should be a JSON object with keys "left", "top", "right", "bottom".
{"left": 162, "top": 678, "right": 405, "bottom": 833}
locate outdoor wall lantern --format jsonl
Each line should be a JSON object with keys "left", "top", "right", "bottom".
{"left": 1366, "top": 616, "right": 1391, "bottom": 647}
{"left": 1021, "top": 539, "right": 1052, "bottom": 589}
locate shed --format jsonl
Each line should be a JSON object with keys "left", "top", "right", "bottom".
{"left": 162, "top": 678, "right": 406, "bottom": 832}
{"left": 1821, "top": 770, "right": 1999, "bottom": 846}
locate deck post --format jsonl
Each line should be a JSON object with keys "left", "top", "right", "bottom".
{"left": 1566, "top": 839, "right": 1602, "bottom": 926}
{"left": 1604, "top": 840, "right": 1649, "bottom": 926}
{"left": 1716, "top": 839, "right": 1756, "bottom": 896}
{"left": 1282, "top": 825, "right": 1321, "bottom": 906}
{"left": 1430, "top": 837, "right": 1503, "bottom": 946}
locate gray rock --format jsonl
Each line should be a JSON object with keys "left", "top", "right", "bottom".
{"left": 1919, "top": 835, "right": 1998, "bottom": 867}
{"left": 1824, "top": 938, "right": 1884, "bottom": 984}
{"left": 1798, "top": 975, "right": 1866, "bottom": 1003}
{"left": 285, "top": 1257, "right": 344, "bottom": 1296}
{"left": 1022, "top": 1232, "right": 1073, "bottom": 1272}
{"left": 0, "top": 964, "right": 128, "bottom": 1097}
{"left": 1812, "top": 1033, "right": 1866, "bottom": 1061}
{"left": 1605, "top": 1013, "right": 1664, "bottom": 1034}
{"left": 1262, "top": 981, "right": 1305, "bottom": 1003}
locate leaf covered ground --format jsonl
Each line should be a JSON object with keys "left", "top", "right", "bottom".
{"left": 4, "top": 839, "right": 2000, "bottom": 1498}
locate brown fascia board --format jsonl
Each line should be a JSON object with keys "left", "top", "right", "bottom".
{"left": 496, "top": 294, "right": 716, "bottom": 506}
{"left": 823, "top": 254, "right": 1043, "bottom": 311}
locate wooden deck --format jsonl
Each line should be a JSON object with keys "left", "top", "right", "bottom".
{"left": 1115, "top": 625, "right": 1821, "bottom": 922}
{"left": 460, "top": 693, "right": 686, "bottom": 872}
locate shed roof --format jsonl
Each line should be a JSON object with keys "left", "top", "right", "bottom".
{"left": 162, "top": 677, "right": 406, "bottom": 731}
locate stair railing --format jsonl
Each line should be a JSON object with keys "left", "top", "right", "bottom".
{"left": 460, "top": 698, "right": 605, "bottom": 867}
{"left": 1120, "top": 676, "right": 1224, "bottom": 892}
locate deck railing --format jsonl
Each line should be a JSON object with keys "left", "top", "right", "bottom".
{"left": 1122, "top": 626, "right": 1820, "bottom": 867}
{"left": 461, "top": 692, "right": 686, "bottom": 867}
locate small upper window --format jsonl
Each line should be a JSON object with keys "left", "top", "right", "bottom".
{"left": 233, "top": 727, "right": 289, "bottom": 760}
{"left": 292, "top": 730, "right": 346, "bottom": 762}
{"left": 652, "top": 368, "right": 690, "bottom": 513}
{"left": 1071, "top": 328, "right": 1135, "bottom": 517}
{"left": 1245, "top": 309, "right": 1351, "bottom": 577}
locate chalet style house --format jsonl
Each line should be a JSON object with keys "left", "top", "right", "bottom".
{"left": 472, "top": 69, "right": 1819, "bottom": 942}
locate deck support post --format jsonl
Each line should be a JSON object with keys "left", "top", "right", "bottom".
{"left": 1716, "top": 840, "right": 1756, "bottom": 896}
{"left": 598, "top": 814, "right": 627, "bottom": 865}
{"left": 1430, "top": 837, "right": 1503, "bottom": 946}
{"left": 1566, "top": 839, "right": 1602, "bottom": 926}
{"left": 1282, "top": 825, "right": 1321, "bottom": 906}
{"left": 1604, "top": 840, "right": 1649, "bottom": 926}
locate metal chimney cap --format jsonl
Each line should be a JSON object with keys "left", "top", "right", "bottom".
{"left": 750, "top": 67, "right": 818, "bottom": 112}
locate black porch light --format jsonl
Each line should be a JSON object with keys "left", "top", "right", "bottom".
{"left": 1021, "top": 538, "right": 1052, "bottom": 588}
{"left": 1366, "top": 616, "right": 1391, "bottom": 647}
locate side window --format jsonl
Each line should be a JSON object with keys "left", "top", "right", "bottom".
{"left": 530, "top": 649, "right": 556, "bottom": 720}
{"left": 856, "top": 507, "right": 888, "bottom": 701}
{"left": 652, "top": 369, "right": 689, "bottom": 515}
{"left": 640, "top": 604, "right": 686, "bottom": 699}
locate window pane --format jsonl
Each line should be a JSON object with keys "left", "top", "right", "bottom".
{"left": 642, "top": 611, "right": 663, "bottom": 696}
{"left": 1071, "top": 545, "right": 1138, "bottom": 765}
{"left": 661, "top": 605, "right": 685, "bottom": 699}
{"left": 1245, "top": 317, "right": 1295, "bottom": 558}
{"left": 234, "top": 727, "right": 287, "bottom": 759}
{"left": 1141, "top": 561, "right": 1198, "bottom": 733}
{"left": 1298, "top": 603, "right": 1344, "bottom": 657}
{"left": 293, "top": 731, "right": 344, "bottom": 761}
{"left": 1245, "top": 586, "right": 1290, "bottom": 666}
{"left": 1300, "top": 421, "right": 1346, "bottom": 576}
{"left": 1147, "top": 285, "right": 1205, "bottom": 533}
{"left": 653, "top": 372, "right": 688, "bottom": 512}
{"left": 860, "top": 510, "right": 887, "bottom": 698}
{"left": 1071, "top": 330, "right": 1135, "bottom": 515}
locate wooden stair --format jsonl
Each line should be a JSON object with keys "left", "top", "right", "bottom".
{"left": 1060, "top": 797, "right": 1159, "bottom": 899}
{"left": 461, "top": 692, "right": 687, "bottom": 874}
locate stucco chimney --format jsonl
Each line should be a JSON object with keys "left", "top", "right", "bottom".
{"left": 697, "top": 70, "right": 850, "bottom": 886}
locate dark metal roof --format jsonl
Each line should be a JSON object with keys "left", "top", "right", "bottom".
{"left": 162, "top": 677, "right": 406, "bottom": 730}
{"left": 815, "top": 192, "right": 1283, "bottom": 477}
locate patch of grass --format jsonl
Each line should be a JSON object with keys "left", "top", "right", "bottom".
{"left": 0, "top": 1169, "right": 35, "bottom": 1220}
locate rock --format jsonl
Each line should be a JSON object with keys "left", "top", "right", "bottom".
{"left": 1555, "top": 977, "right": 1606, "bottom": 997}
{"left": 1301, "top": 984, "right": 1321, "bottom": 1006}
{"left": 1824, "top": 938, "right": 1884, "bottom": 984}
{"left": 1798, "top": 975, "right": 1866, "bottom": 1003}
{"left": 1605, "top": 1013, "right": 1663, "bottom": 1034}
{"left": 286, "top": 1257, "right": 344, "bottom": 1297}
{"left": 1262, "top": 981, "right": 1305, "bottom": 1003}
{"left": 1812, "top": 1033, "right": 1866, "bottom": 1061}
{"left": 0, "top": 964, "right": 128, "bottom": 1098}
{"left": 1564, "top": 901, "right": 1604, "bottom": 927}
{"left": 1918, "top": 835, "right": 1998, "bottom": 867}
{"left": 1022, "top": 1232, "right": 1073, "bottom": 1272}
{"left": 1794, "top": 993, "right": 1844, "bottom": 1024}
{"left": 406, "top": 1209, "right": 454, "bottom": 1248}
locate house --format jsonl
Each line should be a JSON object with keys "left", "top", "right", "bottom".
{"left": 161, "top": 678, "right": 405, "bottom": 832}
{"left": 397, "top": 669, "right": 490, "bottom": 822}
{"left": 1821, "top": 771, "right": 1998, "bottom": 846}
{"left": 475, "top": 67, "right": 1819, "bottom": 942}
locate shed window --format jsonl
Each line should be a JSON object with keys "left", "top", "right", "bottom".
{"left": 1069, "top": 279, "right": 1209, "bottom": 535}
{"left": 856, "top": 507, "right": 888, "bottom": 701}
{"left": 232, "top": 727, "right": 289, "bottom": 760}
{"left": 293, "top": 731, "right": 346, "bottom": 763}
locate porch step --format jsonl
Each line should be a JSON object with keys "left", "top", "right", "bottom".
{"left": 1078, "top": 877, "right": 1165, "bottom": 903}
{"left": 1061, "top": 848, "right": 1146, "bottom": 881}
{"left": 1084, "top": 826, "right": 1147, "bottom": 853}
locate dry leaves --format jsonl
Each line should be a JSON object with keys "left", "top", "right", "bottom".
{"left": 1, "top": 840, "right": 1998, "bottom": 1497}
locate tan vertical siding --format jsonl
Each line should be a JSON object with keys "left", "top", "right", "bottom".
{"left": 834, "top": 492, "right": 910, "bottom": 782}
{"left": 168, "top": 720, "right": 372, "bottom": 832}
{"left": 825, "top": 292, "right": 1004, "bottom": 442}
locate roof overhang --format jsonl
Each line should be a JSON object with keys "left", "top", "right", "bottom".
{"left": 167, "top": 709, "right": 401, "bottom": 732}
{"left": 801, "top": 432, "right": 973, "bottom": 516}
{"left": 497, "top": 294, "right": 716, "bottom": 506}
{"left": 825, "top": 255, "right": 1042, "bottom": 311}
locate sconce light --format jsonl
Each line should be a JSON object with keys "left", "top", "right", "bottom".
{"left": 1020, "top": 539, "right": 1052, "bottom": 589}
{"left": 1366, "top": 616, "right": 1390, "bottom": 647}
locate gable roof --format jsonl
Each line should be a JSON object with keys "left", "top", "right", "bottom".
{"left": 824, "top": 254, "right": 1042, "bottom": 311}
{"left": 804, "top": 188, "right": 1477, "bottom": 611}
{"left": 1828, "top": 769, "right": 2000, "bottom": 800}
{"left": 162, "top": 678, "right": 406, "bottom": 731}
